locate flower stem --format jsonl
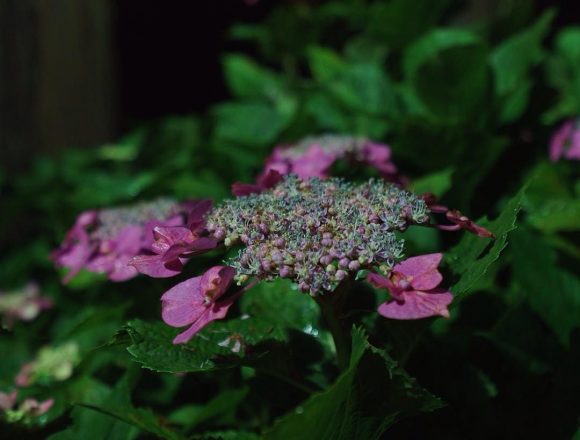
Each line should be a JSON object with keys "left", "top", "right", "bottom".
{"left": 315, "top": 282, "right": 352, "bottom": 372}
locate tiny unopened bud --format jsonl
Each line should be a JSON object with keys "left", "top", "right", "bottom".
{"left": 335, "top": 270, "right": 347, "bottom": 281}
{"left": 326, "top": 264, "right": 336, "bottom": 274}
{"left": 339, "top": 258, "right": 350, "bottom": 268}
{"left": 348, "top": 260, "right": 360, "bottom": 271}
{"left": 319, "top": 255, "right": 333, "bottom": 266}
{"left": 214, "top": 228, "right": 226, "bottom": 240}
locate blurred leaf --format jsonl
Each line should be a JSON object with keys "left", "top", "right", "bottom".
{"left": 544, "top": 26, "right": 580, "bottom": 121}
{"left": 527, "top": 198, "right": 580, "bottom": 232}
{"left": 331, "top": 63, "right": 396, "bottom": 116}
{"left": 97, "top": 129, "right": 145, "bottom": 162}
{"left": 512, "top": 228, "right": 580, "bottom": 347}
{"left": 78, "top": 403, "right": 183, "bottom": 440}
{"left": 448, "top": 185, "right": 525, "bottom": 296}
{"left": 264, "top": 327, "right": 442, "bottom": 440}
{"left": 169, "top": 388, "right": 248, "bottom": 431}
{"left": 410, "top": 167, "right": 454, "bottom": 198}
{"left": 491, "top": 11, "right": 554, "bottom": 122}
{"left": 214, "top": 102, "right": 292, "bottom": 146}
{"left": 48, "top": 377, "right": 139, "bottom": 440}
{"left": 305, "top": 92, "right": 350, "bottom": 132}
{"left": 366, "top": 0, "right": 451, "bottom": 49}
{"left": 191, "top": 432, "right": 261, "bottom": 440}
{"left": 308, "top": 46, "right": 347, "bottom": 83}
{"left": 223, "top": 55, "right": 285, "bottom": 101}
{"left": 404, "top": 29, "right": 490, "bottom": 122}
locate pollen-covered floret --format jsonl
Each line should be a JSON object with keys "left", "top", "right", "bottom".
{"left": 207, "top": 176, "right": 429, "bottom": 294}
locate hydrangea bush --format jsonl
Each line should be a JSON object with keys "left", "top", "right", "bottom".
{"left": 1, "top": 2, "right": 579, "bottom": 439}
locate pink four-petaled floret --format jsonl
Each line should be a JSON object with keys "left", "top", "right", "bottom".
{"left": 368, "top": 253, "right": 453, "bottom": 320}
{"left": 161, "top": 266, "right": 238, "bottom": 344}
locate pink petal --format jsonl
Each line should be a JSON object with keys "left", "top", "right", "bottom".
{"left": 141, "top": 216, "right": 184, "bottom": 247}
{"left": 0, "top": 390, "right": 18, "bottom": 411}
{"left": 161, "top": 276, "right": 205, "bottom": 327}
{"left": 200, "top": 266, "right": 236, "bottom": 301}
{"left": 172, "top": 299, "right": 235, "bottom": 344}
{"left": 152, "top": 226, "right": 194, "bottom": 254}
{"left": 258, "top": 163, "right": 290, "bottom": 185}
{"left": 394, "top": 253, "right": 443, "bottom": 290}
{"left": 366, "top": 272, "right": 391, "bottom": 289}
{"left": 232, "top": 182, "right": 266, "bottom": 196}
{"left": 259, "top": 169, "right": 283, "bottom": 188}
{"left": 549, "top": 120, "right": 574, "bottom": 162}
{"left": 565, "top": 127, "right": 580, "bottom": 160}
{"left": 291, "top": 145, "right": 336, "bottom": 179}
{"left": 163, "top": 237, "right": 217, "bottom": 262}
{"left": 114, "top": 226, "right": 143, "bottom": 255}
{"left": 108, "top": 255, "right": 139, "bottom": 281}
{"left": 187, "top": 199, "right": 213, "bottom": 230}
{"left": 378, "top": 289, "right": 453, "bottom": 320}
{"left": 131, "top": 254, "right": 183, "bottom": 278}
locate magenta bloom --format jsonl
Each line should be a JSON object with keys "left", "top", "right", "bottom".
{"left": 232, "top": 169, "right": 283, "bottom": 197}
{"left": 131, "top": 200, "right": 217, "bottom": 278}
{"left": 549, "top": 119, "right": 580, "bottom": 162}
{"left": 161, "top": 266, "right": 238, "bottom": 344}
{"left": 368, "top": 253, "right": 452, "bottom": 320}
{"left": 256, "top": 135, "right": 400, "bottom": 184}
{"left": 0, "top": 283, "right": 52, "bottom": 329}
{"left": 53, "top": 199, "right": 199, "bottom": 283}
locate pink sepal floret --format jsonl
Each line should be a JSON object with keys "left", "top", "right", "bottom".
{"left": 161, "top": 266, "right": 238, "bottom": 344}
{"left": 368, "top": 253, "right": 452, "bottom": 320}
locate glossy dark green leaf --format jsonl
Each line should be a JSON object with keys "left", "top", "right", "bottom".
{"left": 511, "top": 228, "right": 580, "bottom": 347}
{"left": 447, "top": 186, "right": 525, "bottom": 296}
{"left": 264, "top": 327, "right": 442, "bottom": 440}
{"left": 125, "top": 317, "right": 285, "bottom": 374}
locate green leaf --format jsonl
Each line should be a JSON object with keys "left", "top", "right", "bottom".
{"left": 490, "top": 11, "right": 554, "bottom": 122}
{"left": 305, "top": 92, "right": 350, "bottom": 132}
{"left": 169, "top": 388, "right": 248, "bottom": 431}
{"left": 410, "top": 167, "right": 454, "bottom": 198}
{"left": 223, "top": 55, "right": 283, "bottom": 100}
{"left": 511, "top": 228, "right": 580, "bottom": 347}
{"left": 77, "top": 404, "right": 183, "bottom": 440}
{"left": 125, "top": 317, "right": 285, "bottom": 374}
{"left": 308, "top": 46, "right": 347, "bottom": 83}
{"left": 404, "top": 29, "right": 490, "bottom": 122}
{"left": 240, "top": 280, "right": 320, "bottom": 334}
{"left": 48, "top": 377, "right": 139, "bottom": 440}
{"left": 213, "top": 102, "right": 291, "bottom": 146}
{"left": 365, "top": 0, "right": 452, "bottom": 49}
{"left": 190, "top": 432, "right": 261, "bottom": 440}
{"left": 328, "top": 63, "right": 397, "bottom": 116}
{"left": 527, "top": 198, "right": 580, "bottom": 232}
{"left": 264, "top": 327, "right": 442, "bottom": 440}
{"left": 447, "top": 185, "right": 526, "bottom": 296}
{"left": 544, "top": 26, "right": 580, "bottom": 121}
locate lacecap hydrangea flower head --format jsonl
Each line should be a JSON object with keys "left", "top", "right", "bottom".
{"left": 133, "top": 175, "right": 493, "bottom": 344}
{"left": 52, "top": 198, "right": 211, "bottom": 282}
{"left": 259, "top": 135, "right": 399, "bottom": 181}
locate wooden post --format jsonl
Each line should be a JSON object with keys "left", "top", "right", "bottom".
{"left": 0, "top": 0, "right": 116, "bottom": 171}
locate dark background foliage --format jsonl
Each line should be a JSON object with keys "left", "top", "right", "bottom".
{"left": 0, "top": 1, "right": 579, "bottom": 439}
